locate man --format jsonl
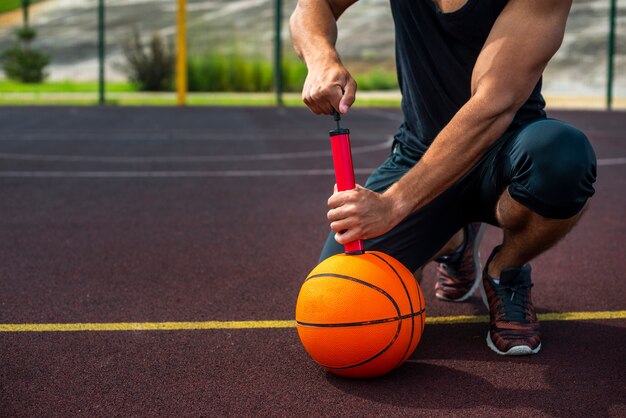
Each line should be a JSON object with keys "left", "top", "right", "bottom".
{"left": 289, "top": 0, "right": 597, "bottom": 355}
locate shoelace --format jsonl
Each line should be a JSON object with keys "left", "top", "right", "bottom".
{"left": 494, "top": 282, "right": 534, "bottom": 322}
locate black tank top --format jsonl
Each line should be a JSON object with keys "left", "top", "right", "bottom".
{"left": 390, "top": 0, "right": 546, "bottom": 154}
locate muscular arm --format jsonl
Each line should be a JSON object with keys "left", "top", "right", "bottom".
{"left": 328, "top": 0, "right": 573, "bottom": 244}
{"left": 289, "top": 0, "right": 358, "bottom": 114}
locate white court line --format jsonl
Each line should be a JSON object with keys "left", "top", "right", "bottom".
{"left": 0, "top": 155, "right": 622, "bottom": 178}
{"left": 598, "top": 157, "right": 626, "bottom": 166}
{"left": 0, "top": 138, "right": 393, "bottom": 163}
{"left": 0, "top": 169, "right": 351, "bottom": 178}
{"left": 0, "top": 157, "right": 623, "bottom": 178}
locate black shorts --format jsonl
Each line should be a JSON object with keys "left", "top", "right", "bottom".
{"left": 319, "top": 118, "right": 597, "bottom": 272}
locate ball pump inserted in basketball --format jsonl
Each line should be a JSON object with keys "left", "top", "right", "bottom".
{"left": 295, "top": 112, "right": 426, "bottom": 379}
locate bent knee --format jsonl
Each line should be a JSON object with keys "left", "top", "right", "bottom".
{"left": 509, "top": 120, "right": 597, "bottom": 219}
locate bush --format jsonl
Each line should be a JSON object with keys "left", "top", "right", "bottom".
{"left": 1, "top": 25, "right": 49, "bottom": 83}
{"left": 16, "top": 26, "right": 36, "bottom": 42}
{"left": 118, "top": 40, "right": 397, "bottom": 94}
{"left": 187, "top": 52, "right": 308, "bottom": 93}
{"left": 119, "top": 30, "right": 175, "bottom": 91}
{"left": 1, "top": 46, "right": 49, "bottom": 83}
{"left": 282, "top": 57, "right": 307, "bottom": 92}
{"left": 355, "top": 68, "right": 398, "bottom": 90}
{"left": 188, "top": 53, "right": 273, "bottom": 92}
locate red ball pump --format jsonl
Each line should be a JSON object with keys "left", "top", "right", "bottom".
{"left": 329, "top": 112, "right": 365, "bottom": 255}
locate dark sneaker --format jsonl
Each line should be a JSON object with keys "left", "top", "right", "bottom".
{"left": 435, "top": 223, "right": 485, "bottom": 302}
{"left": 480, "top": 246, "right": 541, "bottom": 356}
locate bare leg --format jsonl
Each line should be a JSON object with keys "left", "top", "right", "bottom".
{"left": 488, "top": 187, "right": 586, "bottom": 278}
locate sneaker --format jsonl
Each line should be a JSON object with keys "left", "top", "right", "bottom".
{"left": 480, "top": 246, "right": 541, "bottom": 355}
{"left": 435, "top": 223, "right": 485, "bottom": 302}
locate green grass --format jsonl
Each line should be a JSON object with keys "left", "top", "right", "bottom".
{"left": 0, "top": 80, "right": 137, "bottom": 93}
{"left": 0, "top": 0, "right": 42, "bottom": 15}
{"left": 0, "top": 92, "right": 402, "bottom": 107}
{"left": 0, "top": 54, "right": 397, "bottom": 94}
{"left": 0, "top": 68, "right": 398, "bottom": 95}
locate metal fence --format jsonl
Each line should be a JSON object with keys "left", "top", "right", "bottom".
{"left": 0, "top": 0, "right": 623, "bottom": 109}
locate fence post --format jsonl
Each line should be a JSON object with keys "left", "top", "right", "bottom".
{"left": 98, "top": 0, "right": 105, "bottom": 106}
{"left": 22, "top": 0, "right": 30, "bottom": 27}
{"left": 274, "top": 0, "right": 283, "bottom": 106}
{"left": 176, "top": 0, "right": 187, "bottom": 106}
{"left": 607, "top": 0, "right": 616, "bottom": 110}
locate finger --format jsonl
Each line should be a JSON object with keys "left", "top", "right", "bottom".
{"left": 304, "top": 84, "right": 326, "bottom": 115}
{"left": 328, "top": 187, "right": 364, "bottom": 210}
{"left": 310, "top": 85, "right": 339, "bottom": 116}
{"left": 330, "top": 84, "right": 345, "bottom": 115}
{"left": 327, "top": 190, "right": 352, "bottom": 209}
{"left": 335, "top": 228, "right": 360, "bottom": 245}
{"left": 327, "top": 204, "right": 356, "bottom": 222}
{"left": 339, "top": 77, "right": 357, "bottom": 114}
{"left": 303, "top": 94, "right": 320, "bottom": 115}
{"left": 333, "top": 183, "right": 338, "bottom": 194}
{"left": 329, "top": 218, "right": 355, "bottom": 233}
{"left": 302, "top": 87, "right": 315, "bottom": 112}
{"left": 324, "top": 84, "right": 343, "bottom": 115}
{"left": 306, "top": 96, "right": 323, "bottom": 115}
{"left": 322, "top": 102, "right": 336, "bottom": 115}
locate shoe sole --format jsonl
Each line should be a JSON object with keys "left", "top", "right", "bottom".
{"left": 480, "top": 268, "right": 542, "bottom": 356}
{"left": 435, "top": 223, "right": 486, "bottom": 303}
{"left": 486, "top": 332, "right": 542, "bottom": 356}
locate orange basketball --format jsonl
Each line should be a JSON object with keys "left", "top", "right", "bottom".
{"left": 295, "top": 251, "right": 426, "bottom": 378}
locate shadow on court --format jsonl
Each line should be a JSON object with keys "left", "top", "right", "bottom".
{"left": 329, "top": 321, "right": 625, "bottom": 417}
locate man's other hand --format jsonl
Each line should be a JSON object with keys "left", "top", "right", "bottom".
{"left": 302, "top": 58, "right": 356, "bottom": 115}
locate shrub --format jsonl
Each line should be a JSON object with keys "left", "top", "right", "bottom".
{"left": 187, "top": 53, "right": 274, "bottom": 92}
{"left": 1, "top": 47, "right": 49, "bottom": 83}
{"left": 0, "top": 26, "right": 49, "bottom": 83}
{"left": 187, "top": 52, "right": 308, "bottom": 93}
{"left": 16, "top": 27, "right": 36, "bottom": 42}
{"left": 355, "top": 68, "right": 398, "bottom": 90}
{"left": 137, "top": 46, "right": 397, "bottom": 93}
{"left": 282, "top": 57, "right": 307, "bottom": 92}
{"left": 119, "top": 30, "right": 175, "bottom": 91}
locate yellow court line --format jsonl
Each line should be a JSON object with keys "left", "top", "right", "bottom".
{"left": 425, "top": 310, "right": 626, "bottom": 324}
{"left": 1, "top": 311, "right": 625, "bottom": 333}
{"left": 0, "top": 320, "right": 296, "bottom": 333}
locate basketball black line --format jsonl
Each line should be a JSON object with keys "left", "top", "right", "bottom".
{"left": 304, "top": 273, "right": 403, "bottom": 318}
{"left": 376, "top": 253, "right": 427, "bottom": 354}
{"left": 414, "top": 259, "right": 425, "bottom": 336}
{"left": 368, "top": 252, "right": 418, "bottom": 368}
{"left": 300, "top": 272, "right": 403, "bottom": 370}
{"left": 411, "top": 262, "right": 425, "bottom": 350}
{"left": 296, "top": 308, "right": 426, "bottom": 328}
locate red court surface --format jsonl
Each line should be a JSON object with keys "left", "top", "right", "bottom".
{"left": 0, "top": 107, "right": 624, "bottom": 416}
